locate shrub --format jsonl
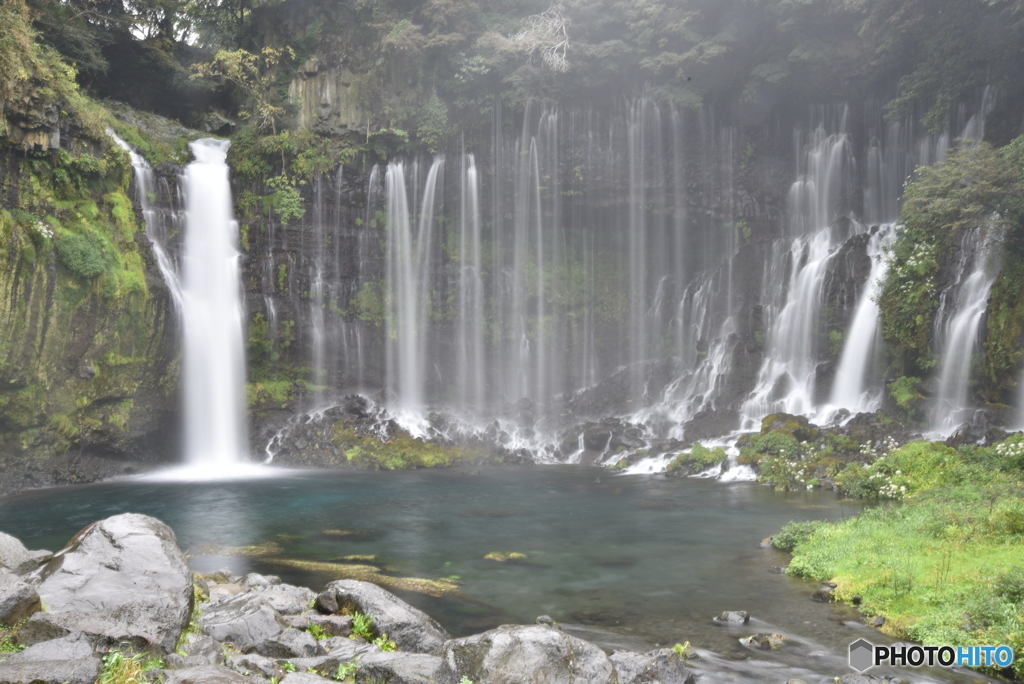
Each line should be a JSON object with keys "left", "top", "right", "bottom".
{"left": 55, "top": 229, "right": 111, "bottom": 280}
{"left": 772, "top": 520, "right": 826, "bottom": 552}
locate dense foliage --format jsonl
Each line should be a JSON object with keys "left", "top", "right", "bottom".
{"left": 877, "top": 137, "right": 1024, "bottom": 406}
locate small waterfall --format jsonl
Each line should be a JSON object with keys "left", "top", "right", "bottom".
{"left": 930, "top": 228, "right": 1000, "bottom": 433}
{"left": 827, "top": 225, "right": 895, "bottom": 414}
{"left": 385, "top": 158, "right": 444, "bottom": 418}
{"left": 108, "top": 131, "right": 183, "bottom": 312}
{"left": 181, "top": 139, "right": 248, "bottom": 466}
{"left": 456, "top": 154, "right": 485, "bottom": 412}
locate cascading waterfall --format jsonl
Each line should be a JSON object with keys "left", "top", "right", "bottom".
{"left": 824, "top": 225, "right": 895, "bottom": 417}
{"left": 181, "top": 139, "right": 248, "bottom": 467}
{"left": 108, "top": 131, "right": 183, "bottom": 312}
{"left": 457, "top": 154, "right": 486, "bottom": 412}
{"left": 930, "top": 228, "right": 1001, "bottom": 433}
{"left": 740, "top": 110, "right": 857, "bottom": 427}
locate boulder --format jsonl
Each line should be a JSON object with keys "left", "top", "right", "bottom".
{"left": 354, "top": 651, "right": 443, "bottom": 684}
{"left": 0, "top": 571, "right": 40, "bottom": 625}
{"left": 286, "top": 639, "right": 381, "bottom": 677}
{"left": 0, "top": 632, "right": 101, "bottom": 684}
{"left": 200, "top": 593, "right": 285, "bottom": 648}
{"left": 249, "top": 627, "right": 322, "bottom": 658}
{"left": 715, "top": 611, "right": 749, "bottom": 624}
{"left": 162, "top": 664, "right": 267, "bottom": 684}
{"left": 20, "top": 514, "right": 192, "bottom": 653}
{"left": 209, "top": 584, "right": 246, "bottom": 603}
{"left": 436, "top": 624, "right": 616, "bottom": 684}
{"left": 610, "top": 648, "right": 696, "bottom": 684}
{"left": 253, "top": 584, "right": 316, "bottom": 615}
{"left": 315, "top": 581, "right": 449, "bottom": 653}
{"left": 0, "top": 534, "right": 50, "bottom": 575}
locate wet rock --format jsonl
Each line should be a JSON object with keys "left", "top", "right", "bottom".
{"left": 811, "top": 583, "right": 835, "bottom": 602}
{"left": 760, "top": 414, "right": 819, "bottom": 442}
{"left": 239, "top": 574, "right": 282, "bottom": 590}
{"left": 436, "top": 624, "right": 616, "bottom": 684}
{"left": 209, "top": 584, "right": 246, "bottom": 603}
{"left": 20, "top": 513, "right": 192, "bottom": 653}
{"left": 174, "top": 633, "right": 226, "bottom": 666}
{"left": 286, "top": 640, "right": 382, "bottom": 676}
{"left": 871, "top": 615, "right": 885, "bottom": 627}
{"left": 945, "top": 423, "right": 979, "bottom": 448}
{"left": 768, "top": 566, "right": 787, "bottom": 574}
{"left": 252, "top": 584, "right": 317, "bottom": 615}
{"left": 0, "top": 533, "right": 51, "bottom": 575}
{"left": 250, "top": 627, "right": 322, "bottom": 658}
{"left": 0, "top": 632, "right": 101, "bottom": 684}
{"left": 534, "top": 615, "right": 559, "bottom": 629}
{"left": 200, "top": 593, "right": 285, "bottom": 648}
{"left": 0, "top": 570, "right": 40, "bottom": 625}
{"left": 682, "top": 410, "right": 740, "bottom": 444}
{"left": 354, "top": 651, "right": 443, "bottom": 684}
{"left": 162, "top": 664, "right": 267, "bottom": 684}
{"left": 610, "top": 648, "right": 696, "bottom": 684}
{"left": 226, "top": 654, "right": 284, "bottom": 680}
{"left": 715, "top": 611, "right": 749, "bottom": 624}
{"left": 315, "top": 580, "right": 449, "bottom": 653}
{"left": 739, "top": 632, "right": 789, "bottom": 650}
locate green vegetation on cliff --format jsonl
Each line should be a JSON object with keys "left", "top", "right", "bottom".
{"left": 778, "top": 436, "right": 1024, "bottom": 679}
{"left": 878, "top": 136, "right": 1024, "bottom": 411}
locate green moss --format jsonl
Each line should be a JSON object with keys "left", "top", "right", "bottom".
{"left": 666, "top": 443, "right": 727, "bottom": 473}
{"left": 332, "top": 426, "right": 466, "bottom": 470}
{"left": 349, "top": 280, "right": 386, "bottom": 327}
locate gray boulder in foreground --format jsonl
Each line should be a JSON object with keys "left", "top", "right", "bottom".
{"left": 436, "top": 624, "right": 617, "bottom": 684}
{"left": 200, "top": 592, "right": 285, "bottom": 648}
{"left": 611, "top": 648, "right": 696, "bottom": 684}
{"left": 315, "top": 580, "right": 449, "bottom": 653}
{"left": 0, "top": 571, "right": 40, "bottom": 625}
{"left": 0, "top": 632, "right": 101, "bottom": 684}
{"left": 19, "top": 513, "right": 193, "bottom": 653}
{"left": 0, "top": 533, "right": 50, "bottom": 576}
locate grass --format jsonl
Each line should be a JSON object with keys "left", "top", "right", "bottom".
{"left": 96, "top": 649, "right": 164, "bottom": 684}
{"left": 0, "top": 622, "right": 26, "bottom": 660}
{"left": 779, "top": 436, "right": 1024, "bottom": 679}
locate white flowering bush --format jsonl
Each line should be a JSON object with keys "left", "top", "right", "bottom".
{"left": 31, "top": 219, "right": 54, "bottom": 240}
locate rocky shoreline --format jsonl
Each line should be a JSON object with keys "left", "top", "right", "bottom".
{"left": 0, "top": 513, "right": 920, "bottom": 684}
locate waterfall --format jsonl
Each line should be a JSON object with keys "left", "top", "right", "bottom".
{"left": 107, "top": 131, "right": 183, "bottom": 313}
{"left": 827, "top": 225, "right": 894, "bottom": 415}
{"left": 181, "top": 139, "right": 248, "bottom": 466}
{"left": 457, "top": 154, "right": 485, "bottom": 412}
{"left": 741, "top": 111, "right": 856, "bottom": 426}
{"left": 930, "top": 228, "right": 1000, "bottom": 433}
{"left": 385, "top": 158, "right": 443, "bottom": 419}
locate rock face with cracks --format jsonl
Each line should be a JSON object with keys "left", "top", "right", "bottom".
{"left": 19, "top": 513, "right": 193, "bottom": 653}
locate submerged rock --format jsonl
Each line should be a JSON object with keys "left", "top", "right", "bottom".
{"left": 715, "top": 611, "right": 749, "bottom": 624}
{"left": 20, "top": 513, "right": 192, "bottom": 653}
{"left": 436, "top": 624, "right": 617, "bottom": 684}
{"left": 315, "top": 580, "right": 449, "bottom": 653}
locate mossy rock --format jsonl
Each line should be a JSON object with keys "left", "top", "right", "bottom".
{"left": 760, "top": 413, "right": 819, "bottom": 442}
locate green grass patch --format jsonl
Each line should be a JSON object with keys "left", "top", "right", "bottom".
{"left": 782, "top": 436, "right": 1024, "bottom": 679}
